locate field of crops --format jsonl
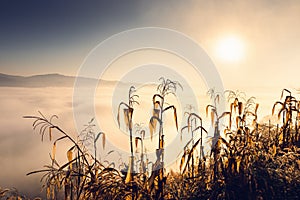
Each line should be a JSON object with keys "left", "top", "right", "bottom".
{"left": 1, "top": 78, "right": 300, "bottom": 200}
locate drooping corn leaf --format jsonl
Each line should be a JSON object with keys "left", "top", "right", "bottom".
{"left": 179, "top": 153, "right": 186, "bottom": 171}
{"left": 123, "top": 109, "right": 129, "bottom": 131}
{"left": 272, "top": 101, "right": 283, "bottom": 116}
{"left": 67, "top": 149, "right": 73, "bottom": 162}
{"left": 193, "top": 126, "right": 208, "bottom": 136}
{"left": 52, "top": 142, "right": 56, "bottom": 160}
{"left": 236, "top": 116, "right": 241, "bottom": 127}
{"left": 49, "top": 127, "right": 52, "bottom": 141}
{"left": 182, "top": 138, "right": 201, "bottom": 174}
{"left": 218, "top": 112, "right": 231, "bottom": 128}
{"left": 141, "top": 130, "right": 145, "bottom": 139}
{"left": 238, "top": 102, "right": 243, "bottom": 115}
{"left": 149, "top": 121, "right": 155, "bottom": 140}
{"left": 255, "top": 103, "right": 259, "bottom": 114}
{"left": 95, "top": 132, "right": 105, "bottom": 149}
{"left": 135, "top": 137, "right": 140, "bottom": 149}
{"left": 117, "top": 102, "right": 130, "bottom": 129}
{"left": 230, "top": 102, "right": 234, "bottom": 115}
{"left": 128, "top": 108, "right": 134, "bottom": 131}
{"left": 152, "top": 107, "right": 160, "bottom": 128}
{"left": 206, "top": 105, "right": 214, "bottom": 117}
{"left": 215, "top": 94, "right": 220, "bottom": 104}
{"left": 149, "top": 116, "right": 162, "bottom": 140}
{"left": 174, "top": 107, "right": 178, "bottom": 130}
{"left": 67, "top": 150, "right": 73, "bottom": 169}
{"left": 187, "top": 113, "right": 202, "bottom": 132}
{"left": 180, "top": 126, "right": 188, "bottom": 141}
{"left": 281, "top": 88, "right": 291, "bottom": 100}
{"left": 211, "top": 109, "right": 215, "bottom": 126}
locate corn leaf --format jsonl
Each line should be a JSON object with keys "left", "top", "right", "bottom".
{"left": 211, "top": 109, "right": 215, "bottom": 126}
{"left": 255, "top": 103, "right": 259, "bottom": 114}
{"left": 141, "top": 130, "right": 145, "bottom": 139}
{"left": 179, "top": 153, "right": 186, "bottom": 171}
{"left": 135, "top": 137, "right": 139, "bottom": 149}
{"left": 102, "top": 133, "right": 106, "bottom": 149}
{"left": 215, "top": 94, "right": 220, "bottom": 104}
{"left": 206, "top": 105, "right": 214, "bottom": 117}
{"left": 52, "top": 142, "right": 56, "bottom": 160}
{"left": 49, "top": 127, "right": 52, "bottom": 141}
{"left": 95, "top": 132, "right": 105, "bottom": 149}
{"left": 182, "top": 138, "right": 201, "bottom": 174}
{"left": 123, "top": 109, "right": 129, "bottom": 131}
{"left": 67, "top": 149, "right": 73, "bottom": 162}
{"left": 238, "top": 102, "right": 243, "bottom": 115}
{"left": 149, "top": 116, "right": 162, "bottom": 140}
{"left": 149, "top": 121, "right": 155, "bottom": 140}
{"left": 67, "top": 149, "right": 73, "bottom": 169}
{"left": 272, "top": 101, "right": 283, "bottom": 116}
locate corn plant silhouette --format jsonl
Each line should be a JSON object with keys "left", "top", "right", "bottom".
{"left": 22, "top": 88, "right": 300, "bottom": 200}
{"left": 79, "top": 118, "right": 105, "bottom": 176}
{"left": 225, "top": 90, "right": 258, "bottom": 128}
{"left": 272, "top": 89, "right": 300, "bottom": 148}
{"left": 148, "top": 77, "right": 182, "bottom": 199}
{"left": 134, "top": 123, "right": 146, "bottom": 174}
{"left": 180, "top": 112, "right": 207, "bottom": 177}
{"left": 116, "top": 86, "right": 139, "bottom": 200}
{"left": 206, "top": 89, "right": 231, "bottom": 181}
{"left": 206, "top": 89, "right": 231, "bottom": 147}
{"left": 24, "top": 112, "right": 107, "bottom": 199}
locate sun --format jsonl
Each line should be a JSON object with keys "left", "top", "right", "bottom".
{"left": 216, "top": 36, "right": 245, "bottom": 62}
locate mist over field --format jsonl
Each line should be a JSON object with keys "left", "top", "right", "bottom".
{"left": 0, "top": 86, "right": 74, "bottom": 198}
{"left": 0, "top": 73, "right": 289, "bottom": 198}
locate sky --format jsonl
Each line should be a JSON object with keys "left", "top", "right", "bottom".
{"left": 0, "top": 0, "right": 300, "bottom": 88}
{"left": 1, "top": 0, "right": 300, "bottom": 198}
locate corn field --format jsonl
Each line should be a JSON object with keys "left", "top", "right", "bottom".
{"left": 16, "top": 81, "right": 300, "bottom": 199}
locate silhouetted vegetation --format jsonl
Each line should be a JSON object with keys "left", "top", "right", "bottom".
{"left": 19, "top": 82, "right": 300, "bottom": 199}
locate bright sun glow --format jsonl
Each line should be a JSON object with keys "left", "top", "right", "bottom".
{"left": 216, "top": 36, "right": 245, "bottom": 62}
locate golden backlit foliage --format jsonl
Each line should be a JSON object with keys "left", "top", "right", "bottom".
{"left": 20, "top": 86, "right": 300, "bottom": 199}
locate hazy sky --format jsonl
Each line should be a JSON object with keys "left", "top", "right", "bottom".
{"left": 1, "top": 0, "right": 300, "bottom": 89}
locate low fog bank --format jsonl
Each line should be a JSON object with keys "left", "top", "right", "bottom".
{"left": 0, "top": 84, "right": 289, "bottom": 198}
{"left": 0, "top": 87, "right": 76, "bottom": 198}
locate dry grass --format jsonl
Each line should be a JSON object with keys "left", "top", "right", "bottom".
{"left": 15, "top": 84, "right": 300, "bottom": 199}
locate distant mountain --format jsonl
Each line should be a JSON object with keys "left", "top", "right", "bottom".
{"left": 0, "top": 73, "right": 117, "bottom": 88}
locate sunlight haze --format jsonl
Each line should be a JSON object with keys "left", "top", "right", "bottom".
{"left": 1, "top": 0, "right": 300, "bottom": 198}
